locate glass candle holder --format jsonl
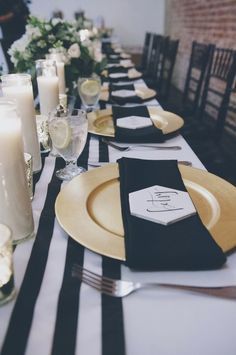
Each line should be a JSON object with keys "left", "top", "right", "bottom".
{"left": 0, "top": 224, "right": 16, "bottom": 306}
{"left": 36, "top": 59, "right": 59, "bottom": 116}
{"left": 46, "top": 48, "right": 66, "bottom": 95}
{"left": 0, "top": 98, "right": 34, "bottom": 244}
{"left": 1, "top": 73, "right": 42, "bottom": 173}
{"left": 36, "top": 114, "right": 51, "bottom": 153}
{"left": 24, "top": 153, "right": 33, "bottom": 201}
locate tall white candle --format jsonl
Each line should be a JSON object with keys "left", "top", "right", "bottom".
{"left": 0, "top": 100, "right": 34, "bottom": 244}
{"left": 56, "top": 62, "right": 66, "bottom": 95}
{"left": 46, "top": 50, "right": 66, "bottom": 95}
{"left": 1, "top": 75, "right": 42, "bottom": 172}
{"left": 37, "top": 75, "right": 59, "bottom": 115}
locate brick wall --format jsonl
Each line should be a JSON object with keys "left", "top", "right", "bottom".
{"left": 165, "top": 0, "right": 236, "bottom": 91}
{"left": 165, "top": 0, "right": 236, "bottom": 155}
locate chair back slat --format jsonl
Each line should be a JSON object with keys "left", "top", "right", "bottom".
{"left": 146, "top": 34, "right": 163, "bottom": 76}
{"left": 158, "top": 38, "right": 179, "bottom": 98}
{"left": 140, "top": 32, "right": 152, "bottom": 70}
{"left": 183, "top": 41, "right": 214, "bottom": 114}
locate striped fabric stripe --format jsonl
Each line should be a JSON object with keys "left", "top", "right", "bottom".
{"left": 1, "top": 157, "right": 65, "bottom": 355}
{"left": 50, "top": 135, "right": 91, "bottom": 355}
{"left": 99, "top": 137, "right": 126, "bottom": 355}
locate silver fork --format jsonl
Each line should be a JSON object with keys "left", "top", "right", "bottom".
{"left": 72, "top": 264, "right": 236, "bottom": 300}
{"left": 102, "top": 138, "right": 181, "bottom": 151}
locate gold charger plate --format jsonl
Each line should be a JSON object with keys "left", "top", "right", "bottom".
{"left": 100, "top": 86, "right": 157, "bottom": 102}
{"left": 87, "top": 107, "right": 184, "bottom": 137}
{"left": 55, "top": 163, "right": 236, "bottom": 260}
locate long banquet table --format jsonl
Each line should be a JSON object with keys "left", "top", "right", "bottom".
{"left": 1, "top": 77, "right": 236, "bottom": 355}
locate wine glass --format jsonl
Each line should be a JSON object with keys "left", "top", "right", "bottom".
{"left": 78, "top": 75, "right": 101, "bottom": 112}
{"left": 48, "top": 108, "right": 88, "bottom": 180}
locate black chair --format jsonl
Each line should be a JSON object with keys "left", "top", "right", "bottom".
{"left": 182, "top": 41, "right": 215, "bottom": 117}
{"left": 143, "top": 34, "right": 164, "bottom": 79}
{"left": 163, "top": 41, "right": 214, "bottom": 116}
{"left": 139, "top": 32, "right": 153, "bottom": 72}
{"left": 157, "top": 38, "right": 179, "bottom": 100}
{"left": 183, "top": 48, "right": 236, "bottom": 184}
{"left": 200, "top": 48, "right": 236, "bottom": 142}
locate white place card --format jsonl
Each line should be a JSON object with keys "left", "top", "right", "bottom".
{"left": 109, "top": 73, "right": 127, "bottom": 79}
{"left": 129, "top": 185, "right": 196, "bottom": 225}
{"left": 117, "top": 116, "right": 153, "bottom": 129}
{"left": 120, "top": 59, "right": 133, "bottom": 67}
{"left": 121, "top": 53, "right": 131, "bottom": 59}
{"left": 111, "top": 90, "right": 136, "bottom": 98}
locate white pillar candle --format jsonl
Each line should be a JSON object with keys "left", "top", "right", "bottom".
{"left": 56, "top": 61, "right": 66, "bottom": 95}
{"left": 1, "top": 75, "right": 42, "bottom": 172}
{"left": 37, "top": 75, "right": 59, "bottom": 115}
{"left": 0, "top": 100, "right": 34, "bottom": 244}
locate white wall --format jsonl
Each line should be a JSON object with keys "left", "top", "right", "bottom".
{"left": 30, "top": 0, "right": 165, "bottom": 48}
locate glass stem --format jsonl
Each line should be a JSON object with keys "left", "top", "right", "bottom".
{"left": 66, "top": 160, "right": 77, "bottom": 172}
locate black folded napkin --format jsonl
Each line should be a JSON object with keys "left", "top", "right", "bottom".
{"left": 102, "top": 42, "right": 114, "bottom": 54}
{"left": 108, "top": 67, "right": 128, "bottom": 74}
{"left": 112, "top": 106, "right": 164, "bottom": 143}
{"left": 118, "top": 158, "right": 226, "bottom": 270}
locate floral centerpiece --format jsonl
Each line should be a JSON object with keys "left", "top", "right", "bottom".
{"left": 8, "top": 16, "right": 107, "bottom": 93}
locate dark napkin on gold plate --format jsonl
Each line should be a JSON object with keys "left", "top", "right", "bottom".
{"left": 112, "top": 106, "right": 164, "bottom": 143}
{"left": 118, "top": 158, "right": 226, "bottom": 270}
{"left": 109, "top": 84, "right": 152, "bottom": 105}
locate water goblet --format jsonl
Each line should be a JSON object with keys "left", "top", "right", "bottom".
{"left": 78, "top": 75, "right": 101, "bottom": 112}
{"left": 48, "top": 108, "right": 88, "bottom": 180}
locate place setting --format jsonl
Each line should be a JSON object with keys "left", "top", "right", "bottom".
{"left": 87, "top": 105, "right": 184, "bottom": 145}
{"left": 56, "top": 158, "right": 236, "bottom": 280}
{"left": 100, "top": 82, "right": 157, "bottom": 104}
{"left": 102, "top": 67, "right": 143, "bottom": 82}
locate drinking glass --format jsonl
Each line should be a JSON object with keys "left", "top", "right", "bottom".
{"left": 78, "top": 75, "right": 101, "bottom": 112}
{"left": 48, "top": 109, "right": 88, "bottom": 180}
{"left": 36, "top": 114, "right": 51, "bottom": 153}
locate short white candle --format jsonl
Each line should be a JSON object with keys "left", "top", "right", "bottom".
{"left": 56, "top": 62, "right": 66, "bottom": 95}
{"left": 37, "top": 75, "right": 59, "bottom": 115}
{"left": 2, "top": 79, "right": 42, "bottom": 172}
{"left": 0, "top": 102, "right": 34, "bottom": 243}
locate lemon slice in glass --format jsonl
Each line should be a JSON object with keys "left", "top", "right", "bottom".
{"left": 80, "top": 79, "right": 100, "bottom": 96}
{"left": 49, "top": 118, "right": 72, "bottom": 149}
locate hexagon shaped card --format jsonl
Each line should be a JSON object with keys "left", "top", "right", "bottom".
{"left": 129, "top": 185, "right": 196, "bottom": 225}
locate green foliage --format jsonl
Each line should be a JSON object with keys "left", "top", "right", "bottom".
{"left": 8, "top": 16, "right": 107, "bottom": 93}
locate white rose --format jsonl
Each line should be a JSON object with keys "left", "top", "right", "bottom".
{"left": 26, "top": 25, "right": 41, "bottom": 38}
{"left": 51, "top": 18, "right": 63, "bottom": 27}
{"left": 68, "top": 43, "right": 81, "bottom": 58}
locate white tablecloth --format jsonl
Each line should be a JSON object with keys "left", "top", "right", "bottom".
{"left": 1, "top": 86, "right": 236, "bottom": 355}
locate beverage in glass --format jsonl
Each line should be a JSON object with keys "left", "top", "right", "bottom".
{"left": 78, "top": 75, "right": 101, "bottom": 111}
{"left": 48, "top": 108, "right": 88, "bottom": 180}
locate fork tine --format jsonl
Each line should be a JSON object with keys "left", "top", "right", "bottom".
{"left": 73, "top": 268, "right": 117, "bottom": 296}
{"left": 72, "top": 264, "right": 118, "bottom": 286}
{"left": 72, "top": 264, "right": 119, "bottom": 295}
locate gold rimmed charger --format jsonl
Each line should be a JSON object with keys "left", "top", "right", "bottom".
{"left": 55, "top": 163, "right": 236, "bottom": 260}
{"left": 100, "top": 86, "right": 157, "bottom": 102}
{"left": 87, "top": 107, "right": 184, "bottom": 137}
